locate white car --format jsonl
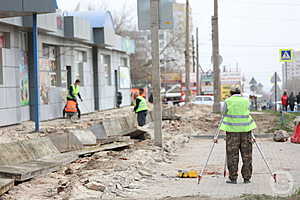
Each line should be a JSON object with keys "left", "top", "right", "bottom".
{"left": 192, "top": 96, "right": 214, "bottom": 105}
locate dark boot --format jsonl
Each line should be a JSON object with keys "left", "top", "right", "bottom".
{"left": 226, "top": 179, "right": 237, "bottom": 184}
{"left": 244, "top": 179, "right": 251, "bottom": 184}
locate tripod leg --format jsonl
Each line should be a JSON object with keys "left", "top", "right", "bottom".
{"left": 252, "top": 133, "right": 276, "bottom": 183}
{"left": 198, "top": 116, "right": 224, "bottom": 184}
{"left": 224, "top": 154, "right": 227, "bottom": 178}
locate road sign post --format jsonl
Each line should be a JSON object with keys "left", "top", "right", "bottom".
{"left": 280, "top": 49, "right": 293, "bottom": 91}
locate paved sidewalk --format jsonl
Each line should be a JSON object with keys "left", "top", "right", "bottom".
{"left": 128, "top": 138, "right": 300, "bottom": 199}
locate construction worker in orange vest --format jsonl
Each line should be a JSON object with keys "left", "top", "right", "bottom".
{"left": 63, "top": 80, "right": 83, "bottom": 119}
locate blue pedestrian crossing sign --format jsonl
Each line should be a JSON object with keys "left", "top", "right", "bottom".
{"left": 280, "top": 49, "right": 293, "bottom": 62}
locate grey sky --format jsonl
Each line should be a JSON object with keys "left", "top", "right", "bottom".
{"left": 58, "top": 0, "right": 300, "bottom": 91}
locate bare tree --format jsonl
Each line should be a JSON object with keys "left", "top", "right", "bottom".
{"left": 73, "top": 0, "right": 136, "bottom": 36}
{"left": 130, "top": 30, "right": 185, "bottom": 84}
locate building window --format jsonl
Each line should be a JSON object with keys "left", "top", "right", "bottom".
{"left": 42, "top": 45, "right": 60, "bottom": 87}
{"left": 20, "top": 32, "right": 27, "bottom": 51}
{"left": 74, "top": 50, "right": 86, "bottom": 86}
{"left": 121, "top": 57, "right": 128, "bottom": 67}
{"left": 0, "top": 32, "right": 10, "bottom": 49}
{"left": 102, "top": 54, "right": 112, "bottom": 86}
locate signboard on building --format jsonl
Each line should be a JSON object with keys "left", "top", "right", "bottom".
{"left": 120, "top": 67, "right": 131, "bottom": 89}
{"left": 181, "top": 72, "right": 197, "bottom": 83}
{"left": 19, "top": 51, "right": 29, "bottom": 106}
{"left": 221, "top": 84, "right": 231, "bottom": 100}
{"left": 221, "top": 71, "right": 241, "bottom": 85}
{"left": 202, "top": 86, "right": 213, "bottom": 95}
{"left": 162, "top": 72, "right": 181, "bottom": 83}
{"left": 121, "top": 38, "right": 135, "bottom": 54}
{"left": 137, "top": 0, "right": 174, "bottom": 30}
{"left": 280, "top": 49, "right": 293, "bottom": 62}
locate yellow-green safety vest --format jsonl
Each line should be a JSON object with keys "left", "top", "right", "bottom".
{"left": 136, "top": 96, "right": 148, "bottom": 113}
{"left": 220, "top": 96, "right": 256, "bottom": 132}
{"left": 68, "top": 85, "right": 80, "bottom": 99}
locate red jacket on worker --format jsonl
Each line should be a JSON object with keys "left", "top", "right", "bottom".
{"left": 281, "top": 95, "right": 288, "bottom": 106}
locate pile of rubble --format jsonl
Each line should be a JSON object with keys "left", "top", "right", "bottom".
{"left": 0, "top": 107, "right": 132, "bottom": 144}
{"left": 2, "top": 127, "right": 190, "bottom": 200}
{"left": 1, "top": 105, "right": 200, "bottom": 200}
{"left": 163, "top": 104, "right": 220, "bottom": 135}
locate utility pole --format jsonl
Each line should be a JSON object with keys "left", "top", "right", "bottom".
{"left": 192, "top": 35, "right": 195, "bottom": 73}
{"left": 212, "top": 0, "right": 221, "bottom": 113}
{"left": 185, "top": 0, "right": 191, "bottom": 103}
{"left": 196, "top": 27, "right": 200, "bottom": 95}
{"left": 285, "top": 62, "right": 288, "bottom": 91}
{"left": 275, "top": 72, "right": 278, "bottom": 111}
{"left": 150, "top": 0, "right": 162, "bottom": 147}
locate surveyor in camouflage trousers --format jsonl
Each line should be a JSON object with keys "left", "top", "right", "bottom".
{"left": 220, "top": 86, "right": 257, "bottom": 184}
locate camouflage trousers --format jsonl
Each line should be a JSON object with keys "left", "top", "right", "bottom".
{"left": 226, "top": 132, "right": 253, "bottom": 181}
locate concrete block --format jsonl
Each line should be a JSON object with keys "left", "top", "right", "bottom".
{"left": 0, "top": 178, "right": 14, "bottom": 196}
{"left": 38, "top": 152, "right": 79, "bottom": 166}
{"left": 0, "top": 137, "right": 59, "bottom": 166}
{"left": 102, "top": 119, "right": 122, "bottom": 136}
{"left": 126, "top": 114, "right": 137, "bottom": 129}
{"left": 48, "top": 133, "right": 83, "bottom": 153}
{"left": 0, "top": 161, "right": 59, "bottom": 181}
{"left": 19, "top": 137, "right": 60, "bottom": 160}
{"left": 90, "top": 124, "right": 107, "bottom": 139}
{"left": 70, "top": 129, "right": 97, "bottom": 146}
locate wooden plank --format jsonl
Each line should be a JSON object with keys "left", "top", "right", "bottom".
{"left": 77, "top": 141, "right": 134, "bottom": 157}
{"left": 0, "top": 178, "right": 14, "bottom": 196}
{"left": 96, "top": 136, "right": 131, "bottom": 145}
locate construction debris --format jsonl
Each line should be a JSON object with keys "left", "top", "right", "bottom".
{"left": 273, "top": 130, "right": 289, "bottom": 142}
{"left": 0, "top": 105, "right": 281, "bottom": 200}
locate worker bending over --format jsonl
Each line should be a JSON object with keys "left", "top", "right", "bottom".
{"left": 63, "top": 79, "right": 83, "bottom": 119}
{"left": 220, "top": 87, "right": 256, "bottom": 184}
{"left": 134, "top": 88, "right": 148, "bottom": 127}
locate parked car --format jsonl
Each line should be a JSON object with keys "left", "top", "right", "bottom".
{"left": 192, "top": 96, "right": 214, "bottom": 105}
{"left": 162, "top": 84, "right": 185, "bottom": 105}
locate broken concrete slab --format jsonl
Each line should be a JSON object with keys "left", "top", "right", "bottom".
{"left": 48, "top": 133, "right": 83, "bottom": 153}
{"left": 102, "top": 118, "right": 123, "bottom": 136}
{"left": 0, "top": 178, "right": 14, "bottom": 196}
{"left": 0, "top": 137, "right": 60, "bottom": 166}
{"left": 0, "top": 160, "right": 59, "bottom": 181}
{"left": 102, "top": 116, "right": 138, "bottom": 137}
{"left": 70, "top": 129, "right": 97, "bottom": 146}
{"left": 126, "top": 114, "right": 137, "bottom": 129}
{"left": 97, "top": 136, "right": 131, "bottom": 145}
{"left": 77, "top": 141, "right": 134, "bottom": 157}
{"left": 38, "top": 152, "right": 79, "bottom": 166}
{"left": 90, "top": 124, "right": 107, "bottom": 140}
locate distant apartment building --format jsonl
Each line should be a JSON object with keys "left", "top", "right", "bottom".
{"left": 131, "top": 2, "right": 193, "bottom": 87}
{"left": 282, "top": 50, "right": 300, "bottom": 93}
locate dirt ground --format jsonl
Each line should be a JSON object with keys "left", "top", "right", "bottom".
{"left": 0, "top": 105, "right": 285, "bottom": 200}
{"left": 252, "top": 112, "right": 278, "bottom": 134}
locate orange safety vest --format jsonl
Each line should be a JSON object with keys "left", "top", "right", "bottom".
{"left": 65, "top": 100, "right": 77, "bottom": 113}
